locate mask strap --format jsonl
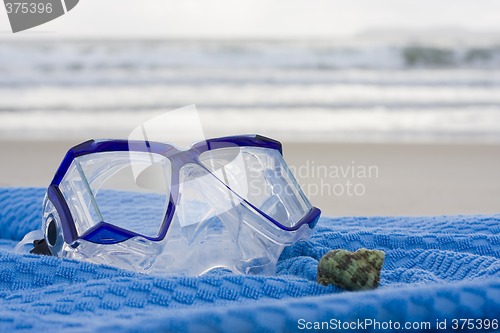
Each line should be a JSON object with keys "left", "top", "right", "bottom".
{"left": 30, "top": 239, "right": 53, "bottom": 256}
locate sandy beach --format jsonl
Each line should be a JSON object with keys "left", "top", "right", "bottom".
{"left": 0, "top": 140, "right": 498, "bottom": 217}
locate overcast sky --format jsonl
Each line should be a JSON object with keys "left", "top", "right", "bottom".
{"left": 1, "top": 0, "right": 500, "bottom": 38}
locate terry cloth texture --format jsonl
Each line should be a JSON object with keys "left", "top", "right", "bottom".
{"left": 0, "top": 187, "right": 498, "bottom": 332}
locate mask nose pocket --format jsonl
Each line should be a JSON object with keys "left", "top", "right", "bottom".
{"left": 175, "top": 163, "right": 241, "bottom": 241}
{"left": 157, "top": 163, "right": 283, "bottom": 275}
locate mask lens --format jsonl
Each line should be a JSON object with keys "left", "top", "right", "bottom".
{"left": 199, "top": 147, "right": 311, "bottom": 228}
{"left": 59, "top": 151, "right": 172, "bottom": 238}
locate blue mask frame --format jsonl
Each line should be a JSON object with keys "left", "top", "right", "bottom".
{"left": 47, "top": 134, "right": 321, "bottom": 245}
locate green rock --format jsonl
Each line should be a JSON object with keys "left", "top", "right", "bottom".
{"left": 317, "top": 248, "right": 385, "bottom": 291}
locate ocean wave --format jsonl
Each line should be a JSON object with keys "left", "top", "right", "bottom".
{"left": 1, "top": 108, "right": 499, "bottom": 143}
{"left": 2, "top": 68, "right": 500, "bottom": 88}
{"left": 1, "top": 84, "right": 499, "bottom": 111}
{"left": 1, "top": 40, "right": 500, "bottom": 77}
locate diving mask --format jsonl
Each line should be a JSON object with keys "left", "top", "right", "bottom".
{"left": 17, "top": 135, "right": 320, "bottom": 275}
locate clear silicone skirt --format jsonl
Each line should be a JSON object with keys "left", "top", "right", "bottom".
{"left": 16, "top": 135, "right": 321, "bottom": 276}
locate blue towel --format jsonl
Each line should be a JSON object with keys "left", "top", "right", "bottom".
{"left": 0, "top": 187, "right": 498, "bottom": 332}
